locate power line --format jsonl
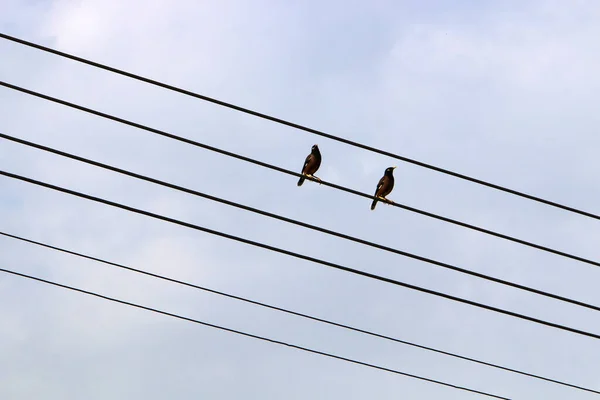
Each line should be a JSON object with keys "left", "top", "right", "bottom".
{"left": 2, "top": 131, "right": 598, "bottom": 314}
{"left": 0, "top": 32, "right": 595, "bottom": 221}
{"left": 0, "top": 267, "right": 509, "bottom": 399}
{"left": 2, "top": 230, "right": 596, "bottom": 395}
{"left": 2, "top": 169, "right": 600, "bottom": 340}
{"left": 1, "top": 82, "right": 598, "bottom": 272}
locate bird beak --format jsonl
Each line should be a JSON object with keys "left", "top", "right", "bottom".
{"left": 392, "top": 166, "right": 397, "bottom": 169}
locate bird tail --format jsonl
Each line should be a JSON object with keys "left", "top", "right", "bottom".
{"left": 297, "top": 176, "right": 305, "bottom": 186}
{"left": 370, "top": 199, "right": 378, "bottom": 210}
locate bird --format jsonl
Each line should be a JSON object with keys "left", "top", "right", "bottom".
{"left": 297, "top": 144, "right": 322, "bottom": 186}
{"left": 371, "top": 166, "right": 396, "bottom": 210}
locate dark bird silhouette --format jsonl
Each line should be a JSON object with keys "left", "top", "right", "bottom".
{"left": 297, "top": 144, "right": 322, "bottom": 186}
{"left": 371, "top": 166, "right": 396, "bottom": 210}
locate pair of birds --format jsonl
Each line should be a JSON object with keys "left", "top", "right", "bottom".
{"left": 297, "top": 144, "right": 396, "bottom": 210}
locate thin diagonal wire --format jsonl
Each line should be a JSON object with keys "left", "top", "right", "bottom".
{"left": 0, "top": 268, "right": 509, "bottom": 399}
{"left": 2, "top": 131, "right": 598, "bottom": 313}
{"left": 2, "top": 169, "right": 600, "bottom": 340}
{"left": 0, "top": 81, "right": 598, "bottom": 272}
{"left": 1, "top": 230, "right": 596, "bottom": 395}
{"left": 0, "top": 32, "right": 595, "bottom": 221}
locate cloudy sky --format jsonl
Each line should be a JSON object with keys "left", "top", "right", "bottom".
{"left": 1, "top": 0, "right": 600, "bottom": 398}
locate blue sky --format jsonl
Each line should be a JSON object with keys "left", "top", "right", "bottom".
{"left": 1, "top": 1, "right": 600, "bottom": 398}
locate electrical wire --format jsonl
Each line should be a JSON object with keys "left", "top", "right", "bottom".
{"left": 0, "top": 32, "right": 595, "bottom": 221}
{"left": 1, "top": 230, "right": 596, "bottom": 395}
{"left": 1, "top": 82, "right": 598, "bottom": 273}
{"left": 2, "top": 169, "right": 599, "bottom": 340}
{"left": 2, "top": 131, "right": 599, "bottom": 314}
{"left": 0, "top": 267, "right": 510, "bottom": 399}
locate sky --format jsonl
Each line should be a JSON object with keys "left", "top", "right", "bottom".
{"left": 1, "top": 0, "right": 600, "bottom": 398}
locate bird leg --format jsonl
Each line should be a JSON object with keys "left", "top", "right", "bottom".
{"left": 308, "top": 175, "right": 322, "bottom": 184}
{"left": 378, "top": 196, "right": 395, "bottom": 205}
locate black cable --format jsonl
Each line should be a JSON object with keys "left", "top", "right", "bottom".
{"left": 0, "top": 32, "right": 595, "bottom": 221}
{"left": 1, "top": 230, "right": 596, "bottom": 395}
{"left": 1, "top": 82, "right": 598, "bottom": 273}
{"left": 2, "top": 169, "right": 600, "bottom": 340}
{"left": 3, "top": 131, "right": 599, "bottom": 314}
{"left": 0, "top": 268, "right": 510, "bottom": 399}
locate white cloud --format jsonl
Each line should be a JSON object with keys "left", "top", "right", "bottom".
{"left": 2, "top": 1, "right": 600, "bottom": 399}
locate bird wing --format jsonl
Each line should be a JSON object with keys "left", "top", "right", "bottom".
{"left": 301, "top": 154, "right": 313, "bottom": 173}
{"left": 374, "top": 176, "right": 386, "bottom": 196}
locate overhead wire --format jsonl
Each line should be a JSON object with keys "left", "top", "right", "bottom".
{"left": 2, "top": 169, "right": 600, "bottom": 340}
{"left": 2, "top": 131, "right": 599, "bottom": 314}
{"left": 1, "top": 81, "right": 599, "bottom": 273}
{"left": 1, "top": 32, "right": 596, "bottom": 398}
{"left": 0, "top": 32, "right": 596, "bottom": 221}
{"left": 1, "top": 230, "right": 597, "bottom": 395}
{"left": 0, "top": 267, "right": 510, "bottom": 399}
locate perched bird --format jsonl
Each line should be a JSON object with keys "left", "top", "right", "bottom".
{"left": 297, "top": 144, "right": 322, "bottom": 186}
{"left": 371, "top": 166, "right": 397, "bottom": 210}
